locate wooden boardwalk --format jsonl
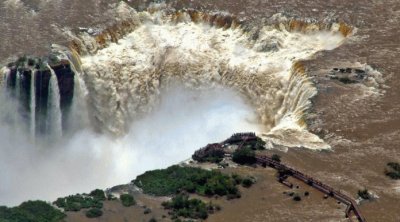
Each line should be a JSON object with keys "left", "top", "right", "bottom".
{"left": 255, "top": 155, "right": 366, "bottom": 222}
{"left": 222, "top": 133, "right": 366, "bottom": 222}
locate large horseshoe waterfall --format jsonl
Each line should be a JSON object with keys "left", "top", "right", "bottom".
{"left": 0, "top": 3, "right": 352, "bottom": 205}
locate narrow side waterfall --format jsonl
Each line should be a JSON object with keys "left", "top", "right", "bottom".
{"left": 14, "top": 70, "right": 21, "bottom": 127}
{"left": 68, "top": 60, "right": 90, "bottom": 132}
{"left": 30, "top": 69, "right": 36, "bottom": 138}
{"left": 46, "top": 65, "right": 62, "bottom": 138}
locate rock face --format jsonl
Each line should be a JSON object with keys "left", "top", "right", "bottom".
{"left": 328, "top": 67, "right": 368, "bottom": 84}
{"left": 4, "top": 58, "right": 75, "bottom": 135}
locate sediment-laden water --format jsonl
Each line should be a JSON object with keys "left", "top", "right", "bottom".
{"left": 0, "top": 2, "right": 396, "bottom": 221}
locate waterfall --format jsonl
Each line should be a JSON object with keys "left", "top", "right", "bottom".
{"left": 68, "top": 59, "right": 90, "bottom": 132}
{"left": 46, "top": 65, "right": 62, "bottom": 138}
{"left": 1, "top": 67, "right": 10, "bottom": 91}
{"left": 30, "top": 69, "right": 36, "bottom": 138}
{"left": 14, "top": 70, "right": 21, "bottom": 127}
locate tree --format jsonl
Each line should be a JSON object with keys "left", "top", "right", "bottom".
{"left": 293, "top": 194, "right": 302, "bottom": 201}
{"left": 241, "top": 178, "right": 254, "bottom": 188}
{"left": 357, "top": 189, "right": 371, "bottom": 200}
{"left": 232, "top": 148, "right": 256, "bottom": 165}
{"left": 0, "top": 200, "right": 66, "bottom": 222}
{"left": 86, "top": 208, "right": 103, "bottom": 218}
{"left": 89, "top": 189, "right": 106, "bottom": 201}
{"left": 271, "top": 154, "right": 281, "bottom": 163}
{"left": 120, "top": 194, "right": 136, "bottom": 207}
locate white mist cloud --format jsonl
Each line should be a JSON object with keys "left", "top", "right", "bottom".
{"left": 0, "top": 84, "right": 261, "bottom": 206}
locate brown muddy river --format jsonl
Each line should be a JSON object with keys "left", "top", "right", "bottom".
{"left": 1, "top": 0, "right": 399, "bottom": 221}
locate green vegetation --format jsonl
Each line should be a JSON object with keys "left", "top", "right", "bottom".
{"left": 241, "top": 178, "right": 254, "bottom": 188}
{"left": 107, "top": 194, "right": 117, "bottom": 201}
{"left": 231, "top": 174, "right": 255, "bottom": 188}
{"left": 385, "top": 162, "right": 400, "bottom": 179}
{"left": 162, "top": 194, "right": 219, "bottom": 220}
{"left": 85, "top": 208, "right": 103, "bottom": 218}
{"left": 133, "top": 165, "right": 240, "bottom": 198}
{"left": 192, "top": 146, "right": 225, "bottom": 163}
{"left": 53, "top": 189, "right": 105, "bottom": 212}
{"left": 293, "top": 194, "right": 302, "bottom": 201}
{"left": 246, "top": 137, "right": 266, "bottom": 150}
{"left": 277, "top": 168, "right": 292, "bottom": 178}
{"left": 120, "top": 194, "right": 136, "bottom": 207}
{"left": 271, "top": 154, "right": 281, "bottom": 163}
{"left": 89, "top": 189, "right": 106, "bottom": 201}
{"left": 232, "top": 174, "right": 243, "bottom": 185}
{"left": 232, "top": 147, "right": 257, "bottom": 165}
{"left": 357, "top": 189, "right": 371, "bottom": 200}
{"left": 338, "top": 77, "right": 357, "bottom": 84}
{"left": 0, "top": 200, "right": 65, "bottom": 222}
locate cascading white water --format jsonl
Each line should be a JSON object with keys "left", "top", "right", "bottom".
{"left": 71, "top": 5, "right": 347, "bottom": 149}
{"left": 30, "top": 69, "right": 36, "bottom": 139}
{"left": 14, "top": 70, "right": 21, "bottom": 128}
{"left": 46, "top": 65, "right": 62, "bottom": 139}
{"left": 0, "top": 3, "right": 356, "bottom": 206}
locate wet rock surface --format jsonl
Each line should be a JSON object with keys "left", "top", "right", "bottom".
{"left": 328, "top": 67, "right": 368, "bottom": 84}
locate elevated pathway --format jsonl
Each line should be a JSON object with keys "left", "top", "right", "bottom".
{"left": 221, "top": 133, "right": 366, "bottom": 222}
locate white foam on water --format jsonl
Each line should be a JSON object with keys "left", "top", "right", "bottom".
{"left": 79, "top": 9, "right": 345, "bottom": 149}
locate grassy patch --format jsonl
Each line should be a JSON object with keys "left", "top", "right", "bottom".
{"left": 133, "top": 165, "right": 240, "bottom": 198}
{"left": 0, "top": 200, "right": 65, "bottom": 222}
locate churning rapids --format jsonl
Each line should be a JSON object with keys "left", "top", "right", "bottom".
{"left": 0, "top": 3, "right": 351, "bottom": 205}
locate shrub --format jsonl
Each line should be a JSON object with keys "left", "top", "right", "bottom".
{"left": 89, "top": 189, "right": 106, "bottom": 201}
{"left": 133, "top": 165, "right": 240, "bottom": 198}
{"left": 271, "top": 154, "right": 281, "bottom": 163}
{"left": 232, "top": 174, "right": 243, "bottom": 185}
{"left": 357, "top": 189, "right": 371, "bottom": 200}
{"left": 241, "top": 178, "right": 254, "bottom": 188}
{"left": 385, "top": 162, "right": 400, "bottom": 179}
{"left": 144, "top": 208, "right": 152, "bottom": 214}
{"left": 293, "top": 194, "right": 302, "bottom": 201}
{"left": 232, "top": 147, "right": 256, "bottom": 165}
{"left": 107, "top": 194, "right": 117, "bottom": 200}
{"left": 120, "top": 194, "right": 136, "bottom": 207}
{"left": 253, "top": 137, "right": 266, "bottom": 150}
{"left": 277, "top": 168, "right": 292, "bottom": 178}
{"left": 149, "top": 218, "right": 157, "bottom": 222}
{"left": 86, "top": 208, "right": 103, "bottom": 218}
{"left": 0, "top": 200, "right": 65, "bottom": 222}
{"left": 192, "top": 144, "right": 225, "bottom": 163}
{"left": 53, "top": 194, "right": 103, "bottom": 212}
{"left": 162, "top": 194, "right": 219, "bottom": 220}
